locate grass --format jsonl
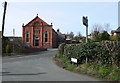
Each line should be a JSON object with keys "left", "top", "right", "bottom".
{"left": 54, "top": 54, "right": 120, "bottom": 81}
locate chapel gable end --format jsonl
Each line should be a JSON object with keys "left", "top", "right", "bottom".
{"left": 23, "top": 15, "right": 50, "bottom": 27}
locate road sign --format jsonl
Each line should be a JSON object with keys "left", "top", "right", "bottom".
{"left": 71, "top": 58, "right": 78, "bottom": 63}
{"left": 83, "top": 16, "right": 88, "bottom": 27}
{"left": 82, "top": 16, "right": 88, "bottom": 43}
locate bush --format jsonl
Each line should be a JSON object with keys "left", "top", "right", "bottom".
{"left": 110, "top": 35, "right": 119, "bottom": 40}
{"left": 64, "top": 43, "right": 100, "bottom": 64}
{"left": 65, "top": 40, "right": 72, "bottom": 44}
{"left": 56, "top": 41, "right": 120, "bottom": 80}
{"left": 99, "top": 41, "right": 120, "bottom": 66}
{"left": 60, "top": 41, "right": 120, "bottom": 67}
{"left": 58, "top": 43, "right": 66, "bottom": 55}
{"left": 6, "top": 45, "right": 13, "bottom": 53}
{"left": 100, "top": 31, "right": 110, "bottom": 41}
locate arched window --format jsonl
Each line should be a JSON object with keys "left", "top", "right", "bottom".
{"left": 33, "top": 21, "right": 40, "bottom": 27}
{"left": 44, "top": 31, "right": 49, "bottom": 42}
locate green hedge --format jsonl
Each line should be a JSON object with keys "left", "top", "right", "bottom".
{"left": 59, "top": 41, "right": 120, "bottom": 67}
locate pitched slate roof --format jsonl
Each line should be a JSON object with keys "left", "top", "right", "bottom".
{"left": 116, "top": 27, "right": 120, "bottom": 31}
{"left": 111, "top": 26, "right": 120, "bottom": 33}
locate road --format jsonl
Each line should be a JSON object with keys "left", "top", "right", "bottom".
{"left": 2, "top": 49, "right": 101, "bottom": 81}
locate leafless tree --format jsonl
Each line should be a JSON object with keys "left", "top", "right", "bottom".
{"left": 70, "top": 31, "right": 74, "bottom": 38}
{"left": 91, "top": 23, "right": 110, "bottom": 41}
{"left": 92, "top": 24, "right": 102, "bottom": 32}
{"left": 77, "top": 32, "right": 82, "bottom": 38}
{"left": 104, "top": 23, "right": 110, "bottom": 32}
{"left": 91, "top": 24, "right": 102, "bottom": 41}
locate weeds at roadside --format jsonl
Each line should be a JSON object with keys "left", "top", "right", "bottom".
{"left": 54, "top": 54, "right": 120, "bottom": 81}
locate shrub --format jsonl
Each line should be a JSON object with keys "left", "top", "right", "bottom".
{"left": 65, "top": 40, "right": 72, "bottom": 44}
{"left": 110, "top": 35, "right": 118, "bottom": 40}
{"left": 6, "top": 45, "right": 13, "bottom": 53}
{"left": 58, "top": 43, "right": 66, "bottom": 55}
{"left": 100, "top": 31, "right": 110, "bottom": 41}
{"left": 60, "top": 41, "right": 120, "bottom": 67}
{"left": 100, "top": 41, "right": 120, "bottom": 66}
{"left": 56, "top": 41, "right": 120, "bottom": 81}
{"left": 64, "top": 43, "right": 101, "bottom": 64}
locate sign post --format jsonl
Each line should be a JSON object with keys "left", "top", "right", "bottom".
{"left": 71, "top": 58, "right": 78, "bottom": 66}
{"left": 82, "top": 16, "right": 88, "bottom": 64}
{"left": 82, "top": 16, "right": 88, "bottom": 43}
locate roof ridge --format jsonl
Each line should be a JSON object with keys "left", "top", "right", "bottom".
{"left": 117, "top": 26, "right": 120, "bottom": 31}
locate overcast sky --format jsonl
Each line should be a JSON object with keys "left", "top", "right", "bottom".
{"left": 0, "top": 0, "right": 118, "bottom": 37}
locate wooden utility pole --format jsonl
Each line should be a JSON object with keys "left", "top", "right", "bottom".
{"left": 2, "top": 1, "right": 7, "bottom": 38}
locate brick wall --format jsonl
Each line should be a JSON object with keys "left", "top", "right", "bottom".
{"left": 52, "top": 29, "right": 58, "bottom": 48}
{"left": 22, "top": 48, "right": 47, "bottom": 53}
{"left": 42, "top": 26, "right": 52, "bottom": 48}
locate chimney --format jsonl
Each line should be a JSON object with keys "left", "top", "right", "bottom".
{"left": 57, "top": 29, "right": 60, "bottom": 32}
{"left": 22, "top": 23, "right": 24, "bottom": 27}
{"left": 51, "top": 23, "right": 53, "bottom": 27}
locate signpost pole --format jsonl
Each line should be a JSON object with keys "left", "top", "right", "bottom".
{"left": 85, "top": 24, "right": 88, "bottom": 64}
{"left": 82, "top": 16, "right": 88, "bottom": 64}
{"left": 86, "top": 25, "right": 88, "bottom": 43}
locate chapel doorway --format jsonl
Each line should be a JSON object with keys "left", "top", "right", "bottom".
{"left": 34, "top": 37, "right": 39, "bottom": 46}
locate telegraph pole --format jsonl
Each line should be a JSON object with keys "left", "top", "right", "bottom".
{"left": 2, "top": 1, "right": 7, "bottom": 38}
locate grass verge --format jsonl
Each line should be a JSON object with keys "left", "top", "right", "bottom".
{"left": 54, "top": 54, "right": 120, "bottom": 81}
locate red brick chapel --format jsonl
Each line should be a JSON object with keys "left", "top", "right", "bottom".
{"left": 22, "top": 15, "right": 58, "bottom": 48}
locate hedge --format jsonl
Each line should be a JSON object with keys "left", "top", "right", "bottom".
{"left": 59, "top": 41, "right": 120, "bottom": 67}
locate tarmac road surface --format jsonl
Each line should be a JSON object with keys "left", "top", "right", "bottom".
{"left": 2, "top": 49, "right": 101, "bottom": 81}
